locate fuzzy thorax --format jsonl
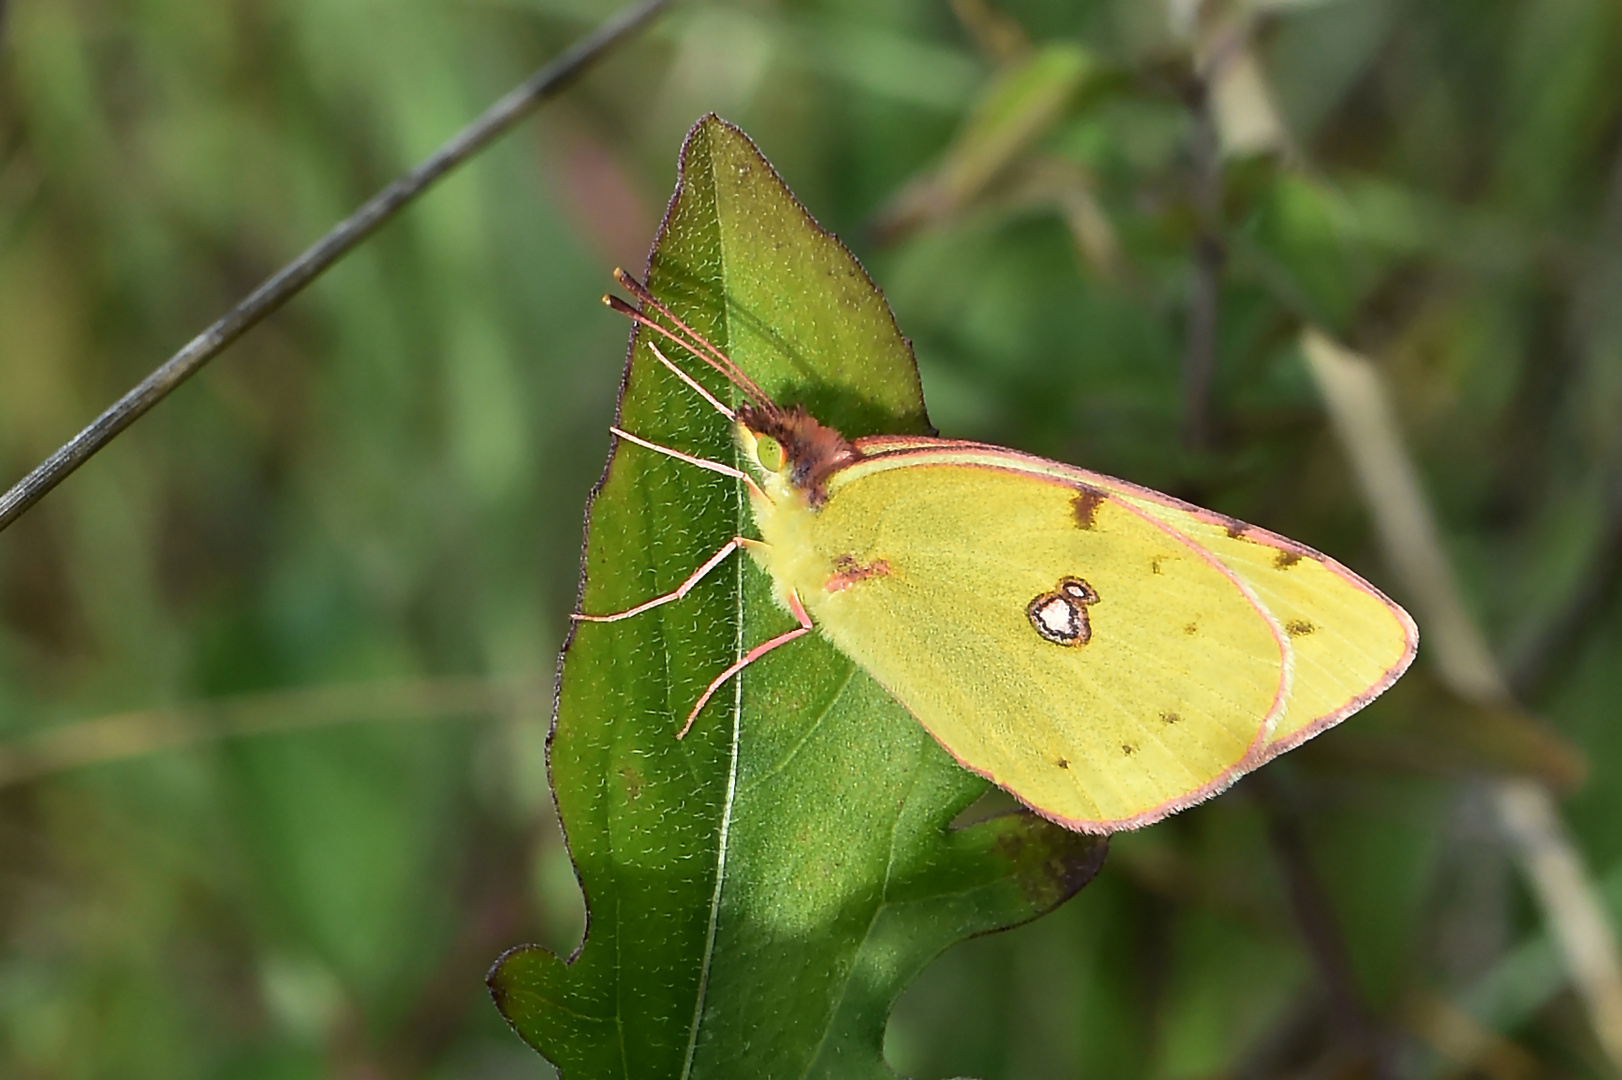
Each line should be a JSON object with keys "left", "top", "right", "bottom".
{"left": 734, "top": 411, "right": 856, "bottom": 615}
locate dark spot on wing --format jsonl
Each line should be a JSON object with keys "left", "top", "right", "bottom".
{"left": 1274, "top": 549, "right": 1302, "bottom": 570}
{"left": 1028, "top": 578, "right": 1099, "bottom": 646}
{"left": 1286, "top": 619, "right": 1315, "bottom": 637}
{"left": 825, "top": 555, "right": 891, "bottom": 594}
{"left": 1160, "top": 711, "right": 1180, "bottom": 725}
{"left": 1121, "top": 744, "right": 1137, "bottom": 756}
{"left": 1072, "top": 488, "right": 1106, "bottom": 530}
{"left": 1220, "top": 516, "right": 1249, "bottom": 539}
{"left": 1056, "top": 757, "right": 1070, "bottom": 770}
{"left": 1184, "top": 622, "right": 1199, "bottom": 635}
{"left": 1151, "top": 557, "right": 1164, "bottom": 575}
{"left": 1061, "top": 579, "right": 1099, "bottom": 603}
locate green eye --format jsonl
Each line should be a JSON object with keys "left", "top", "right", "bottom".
{"left": 755, "top": 435, "right": 785, "bottom": 472}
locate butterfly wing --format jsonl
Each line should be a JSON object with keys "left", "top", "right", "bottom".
{"left": 767, "top": 445, "right": 1295, "bottom": 833}
{"left": 856, "top": 438, "right": 1418, "bottom": 760}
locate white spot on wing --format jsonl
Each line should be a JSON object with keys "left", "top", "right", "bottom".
{"left": 1037, "top": 599, "right": 1075, "bottom": 636}
{"left": 1027, "top": 577, "right": 1098, "bottom": 647}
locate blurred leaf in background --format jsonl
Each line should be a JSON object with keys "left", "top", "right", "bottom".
{"left": 1, "top": 0, "right": 1621, "bottom": 1078}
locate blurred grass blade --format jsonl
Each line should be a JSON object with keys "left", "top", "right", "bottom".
{"left": 1191, "top": 12, "right": 1291, "bottom": 159}
{"left": 949, "top": 0, "right": 1032, "bottom": 64}
{"left": 1309, "top": 666, "right": 1585, "bottom": 791}
{"left": 0, "top": 677, "right": 546, "bottom": 789}
{"left": 993, "top": 158, "right": 1124, "bottom": 280}
{"left": 1403, "top": 992, "right": 1543, "bottom": 1079}
{"left": 1455, "top": 866, "right": 1622, "bottom": 1046}
{"left": 1495, "top": 780, "right": 1622, "bottom": 1070}
{"left": 0, "top": 0, "right": 674, "bottom": 536}
{"left": 1301, "top": 328, "right": 1504, "bottom": 700}
{"left": 1211, "top": 46, "right": 1289, "bottom": 158}
{"left": 1301, "top": 326, "right": 1622, "bottom": 1074}
{"left": 870, "top": 43, "right": 1094, "bottom": 242}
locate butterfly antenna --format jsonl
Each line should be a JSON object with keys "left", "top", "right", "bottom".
{"left": 610, "top": 269, "right": 756, "bottom": 391}
{"left": 610, "top": 269, "right": 775, "bottom": 411}
{"left": 601, "top": 295, "right": 767, "bottom": 413}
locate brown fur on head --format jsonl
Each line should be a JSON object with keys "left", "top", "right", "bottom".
{"left": 737, "top": 403, "right": 861, "bottom": 507}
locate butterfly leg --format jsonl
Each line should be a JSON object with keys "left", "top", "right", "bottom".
{"left": 676, "top": 589, "right": 812, "bottom": 739}
{"left": 573, "top": 537, "right": 754, "bottom": 623}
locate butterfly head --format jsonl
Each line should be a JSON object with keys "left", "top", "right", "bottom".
{"left": 735, "top": 404, "right": 861, "bottom": 509}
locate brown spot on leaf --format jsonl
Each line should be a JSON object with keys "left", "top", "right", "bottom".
{"left": 1286, "top": 619, "right": 1315, "bottom": 637}
{"left": 1072, "top": 488, "right": 1106, "bottom": 530}
{"left": 619, "top": 766, "right": 644, "bottom": 802}
{"left": 993, "top": 820, "right": 1110, "bottom": 910}
{"left": 1274, "top": 549, "right": 1302, "bottom": 570}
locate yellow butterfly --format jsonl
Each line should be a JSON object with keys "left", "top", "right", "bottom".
{"left": 577, "top": 270, "right": 1417, "bottom": 835}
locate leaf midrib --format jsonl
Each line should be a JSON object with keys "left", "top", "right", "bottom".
{"left": 680, "top": 129, "right": 745, "bottom": 1079}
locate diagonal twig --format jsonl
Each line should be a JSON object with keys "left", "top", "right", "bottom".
{"left": 0, "top": 0, "right": 675, "bottom": 535}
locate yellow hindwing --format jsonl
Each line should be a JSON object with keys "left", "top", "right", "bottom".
{"left": 1057, "top": 474, "right": 1417, "bottom": 758}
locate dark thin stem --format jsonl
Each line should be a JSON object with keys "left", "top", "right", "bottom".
{"left": 1507, "top": 468, "right": 1622, "bottom": 697}
{"left": 1507, "top": 135, "right": 1622, "bottom": 699}
{"left": 1182, "top": 233, "right": 1223, "bottom": 450}
{"left": 0, "top": 0, "right": 674, "bottom": 535}
{"left": 1267, "top": 809, "right": 1369, "bottom": 1038}
{"left": 1251, "top": 772, "right": 1394, "bottom": 1078}
{"left": 1181, "top": 78, "right": 1225, "bottom": 452}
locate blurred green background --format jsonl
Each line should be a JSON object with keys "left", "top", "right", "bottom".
{"left": 3, "top": 0, "right": 1621, "bottom": 1076}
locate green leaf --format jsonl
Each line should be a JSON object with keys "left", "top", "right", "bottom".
{"left": 488, "top": 115, "right": 1107, "bottom": 1078}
